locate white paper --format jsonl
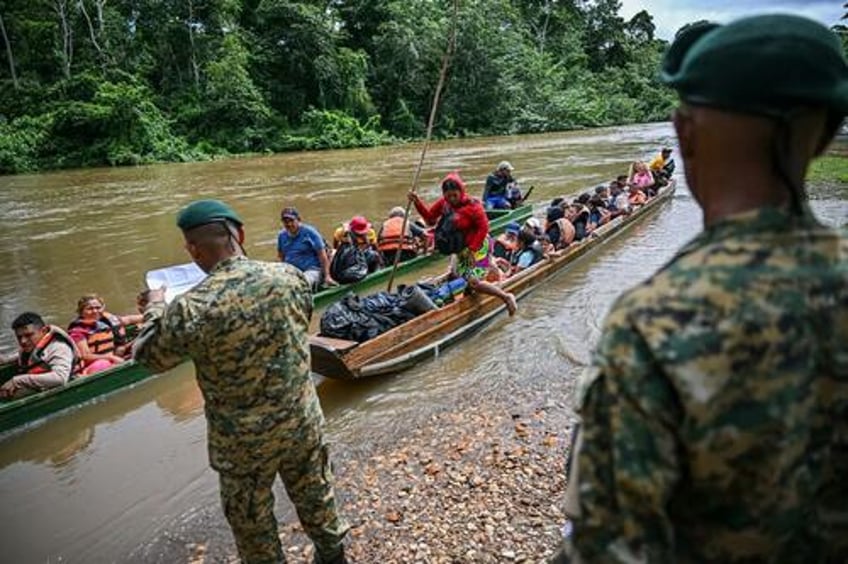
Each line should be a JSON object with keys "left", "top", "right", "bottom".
{"left": 145, "top": 262, "right": 207, "bottom": 304}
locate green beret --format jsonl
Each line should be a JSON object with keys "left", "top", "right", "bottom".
{"left": 661, "top": 14, "right": 848, "bottom": 117}
{"left": 176, "top": 199, "right": 243, "bottom": 231}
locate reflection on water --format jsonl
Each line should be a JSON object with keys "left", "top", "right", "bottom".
{"left": 154, "top": 366, "right": 205, "bottom": 423}
{"left": 0, "top": 124, "right": 845, "bottom": 562}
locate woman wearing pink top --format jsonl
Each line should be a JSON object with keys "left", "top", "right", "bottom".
{"left": 627, "top": 161, "right": 656, "bottom": 197}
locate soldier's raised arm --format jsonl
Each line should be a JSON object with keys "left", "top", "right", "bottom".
{"left": 133, "top": 291, "right": 191, "bottom": 373}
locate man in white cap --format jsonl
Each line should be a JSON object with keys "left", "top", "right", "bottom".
{"left": 482, "top": 161, "right": 519, "bottom": 210}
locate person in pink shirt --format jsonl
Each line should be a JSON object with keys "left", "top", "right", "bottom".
{"left": 627, "top": 160, "right": 656, "bottom": 196}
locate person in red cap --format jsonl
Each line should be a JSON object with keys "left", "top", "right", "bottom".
{"left": 332, "top": 215, "right": 382, "bottom": 272}
{"left": 409, "top": 172, "right": 517, "bottom": 315}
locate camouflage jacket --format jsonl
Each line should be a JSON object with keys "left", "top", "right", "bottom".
{"left": 567, "top": 207, "right": 848, "bottom": 562}
{"left": 133, "top": 256, "right": 324, "bottom": 475}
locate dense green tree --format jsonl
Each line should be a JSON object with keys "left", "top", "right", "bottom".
{"left": 0, "top": 0, "right": 677, "bottom": 173}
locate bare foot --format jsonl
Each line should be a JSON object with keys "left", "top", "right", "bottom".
{"left": 505, "top": 293, "right": 518, "bottom": 316}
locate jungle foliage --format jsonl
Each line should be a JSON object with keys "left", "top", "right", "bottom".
{"left": 0, "top": 0, "right": 678, "bottom": 173}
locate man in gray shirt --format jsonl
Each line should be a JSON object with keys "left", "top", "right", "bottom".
{"left": 0, "top": 312, "right": 81, "bottom": 399}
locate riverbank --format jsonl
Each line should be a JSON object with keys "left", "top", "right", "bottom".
{"left": 173, "top": 373, "right": 574, "bottom": 564}
{"left": 225, "top": 376, "right": 574, "bottom": 564}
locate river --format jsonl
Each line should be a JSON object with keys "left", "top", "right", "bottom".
{"left": 0, "top": 123, "right": 845, "bottom": 562}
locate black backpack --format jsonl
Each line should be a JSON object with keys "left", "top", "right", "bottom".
{"left": 330, "top": 237, "right": 369, "bottom": 284}
{"left": 434, "top": 207, "right": 466, "bottom": 255}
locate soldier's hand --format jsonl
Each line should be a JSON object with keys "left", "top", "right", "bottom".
{"left": 145, "top": 287, "right": 167, "bottom": 305}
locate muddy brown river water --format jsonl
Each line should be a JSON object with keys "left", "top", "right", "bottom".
{"left": 0, "top": 123, "right": 845, "bottom": 562}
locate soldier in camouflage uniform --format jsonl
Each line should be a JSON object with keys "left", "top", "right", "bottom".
{"left": 133, "top": 200, "right": 348, "bottom": 564}
{"left": 557, "top": 15, "right": 848, "bottom": 563}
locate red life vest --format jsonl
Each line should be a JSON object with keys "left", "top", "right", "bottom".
{"left": 67, "top": 312, "right": 126, "bottom": 356}
{"left": 378, "top": 217, "right": 417, "bottom": 253}
{"left": 18, "top": 325, "right": 83, "bottom": 378}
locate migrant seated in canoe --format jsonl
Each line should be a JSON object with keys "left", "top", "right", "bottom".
{"left": 545, "top": 201, "right": 576, "bottom": 251}
{"left": 67, "top": 294, "right": 140, "bottom": 374}
{"left": 594, "top": 185, "right": 611, "bottom": 207}
{"left": 608, "top": 180, "right": 631, "bottom": 217}
{"left": 493, "top": 221, "right": 521, "bottom": 262}
{"left": 0, "top": 312, "right": 82, "bottom": 400}
{"left": 649, "top": 146, "right": 676, "bottom": 182}
{"left": 332, "top": 215, "right": 383, "bottom": 273}
{"left": 511, "top": 230, "right": 545, "bottom": 274}
{"left": 409, "top": 171, "right": 517, "bottom": 315}
{"left": 377, "top": 206, "right": 427, "bottom": 265}
{"left": 277, "top": 206, "right": 335, "bottom": 291}
{"left": 628, "top": 184, "right": 648, "bottom": 206}
{"left": 564, "top": 203, "right": 590, "bottom": 242}
{"left": 587, "top": 196, "right": 612, "bottom": 232}
{"left": 482, "top": 161, "right": 522, "bottom": 210}
{"left": 628, "top": 160, "right": 657, "bottom": 197}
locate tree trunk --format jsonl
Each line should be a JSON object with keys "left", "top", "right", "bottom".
{"left": 187, "top": 0, "right": 199, "bottom": 88}
{"left": 95, "top": 0, "right": 105, "bottom": 34}
{"left": 78, "top": 0, "right": 107, "bottom": 65}
{"left": 53, "top": 0, "right": 73, "bottom": 79}
{"left": 537, "top": 0, "right": 551, "bottom": 55}
{"left": 0, "top": 10, "right": 18, "bottom": 89}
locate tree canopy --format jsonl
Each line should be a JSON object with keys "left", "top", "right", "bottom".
{"left": 0, "top": 0, "right": 677, "bottom": 173}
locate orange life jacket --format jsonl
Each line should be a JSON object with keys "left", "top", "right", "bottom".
{"left": 18, "top": 325, "right": 83, "bottom": 378}
{"left": 547, "top": 218, "right": 576, "bottom": 246}
{"left": 377, "top": 217, "right": 417, "bottom": 252}
{"left": 628, "top": 190, "right": 647, "bottom": 206}
{"left": 67, "top": 312, "right": 126, "bottom": 356}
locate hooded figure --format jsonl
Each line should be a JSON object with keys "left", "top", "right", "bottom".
{"left": 412, "top": 172, "right": 490, "bottom": 254}
{"left": 408, "top": 172, "right": 518, "bottom": 315}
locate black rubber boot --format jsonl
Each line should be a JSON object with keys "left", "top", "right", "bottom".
{"left": 313, "top": 546, "right": 348, "bottom": 564}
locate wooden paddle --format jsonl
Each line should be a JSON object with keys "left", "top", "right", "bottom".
{"left": 386, "top": 0, "right": 459, "bottom": 293}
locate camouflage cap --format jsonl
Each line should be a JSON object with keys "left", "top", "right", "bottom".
{"left": 661, "top": 14, "right": 848, "bottom": 117}
{"left": 177, "top": 199, "right": 243, "bottom": 231}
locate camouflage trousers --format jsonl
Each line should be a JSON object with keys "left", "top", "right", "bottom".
{"left": 218, "top": 434, "right": 348, "bottom": 564}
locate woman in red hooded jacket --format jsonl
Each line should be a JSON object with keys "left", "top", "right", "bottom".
{"left": 409, "top": 172, "right": 517, "bottom": 315}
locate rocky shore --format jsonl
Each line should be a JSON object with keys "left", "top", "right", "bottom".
{"left": 263, "top": 375, "right": 576, "bottom": 564}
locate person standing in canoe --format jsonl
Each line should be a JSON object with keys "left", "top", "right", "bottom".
{"left": 557, "top": 15, "right": 848, "bottom": 562}
{"left": 133, "top": 200, "right": 349, "bottom": 564}
{"left": 409, "top": 172, "right": 517, "bottom": 315}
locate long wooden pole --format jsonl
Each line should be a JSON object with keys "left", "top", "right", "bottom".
{"left": 386, "top": 0, "right": 459, "bottom": 293}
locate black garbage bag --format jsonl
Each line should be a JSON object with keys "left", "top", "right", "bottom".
{"left": 320, "top": 291, "right": 419, "bottom": 342}
{"left": 434, "top": 208, "right": 465, "bottom": 255}
{"left": 330, "top": 242, "right": 369, "bottom": 284}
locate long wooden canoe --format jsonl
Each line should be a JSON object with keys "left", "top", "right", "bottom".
{"left": 312, "top": 204, "right": 533, "bottom": 307}
{"left": 310, "top": 182, "right": 676, "bottom": 379}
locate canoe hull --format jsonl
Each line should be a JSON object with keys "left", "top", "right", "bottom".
{"left": 310, "top": 182, "right": 676, "bottom": 379}
{"left": 0, "top": 360, "right": 154, "bottom": 435}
